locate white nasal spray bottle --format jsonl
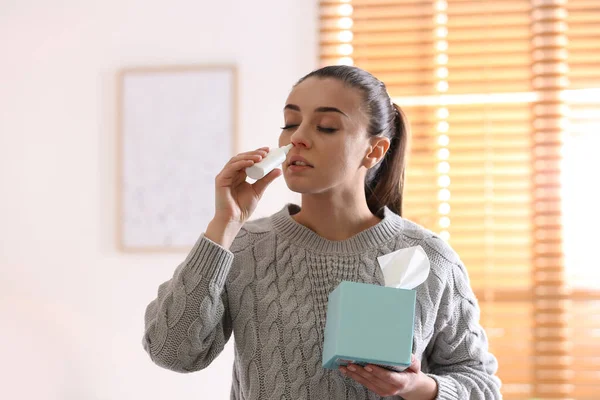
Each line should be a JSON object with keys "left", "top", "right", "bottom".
{"left": 245, "top": 143, "right": 293, "bottom": 180}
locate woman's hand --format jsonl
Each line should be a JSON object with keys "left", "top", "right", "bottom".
{"left": 206, "top": 147, "right": 282, "bottom": 248}
{"left": 339, "top": 355, "right": 438, "bottom": 400}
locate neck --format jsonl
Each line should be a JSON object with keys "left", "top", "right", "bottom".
{"left": 293, "top": 191, "right": 381, "bottom": 241}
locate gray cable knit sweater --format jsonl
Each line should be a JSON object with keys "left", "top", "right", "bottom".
{"left": 142, "top": 204, "right": 501, "bottom": 399}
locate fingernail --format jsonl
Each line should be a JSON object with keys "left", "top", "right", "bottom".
{"left": 348, "top": 365, "right": 356, "bottom": 372}
{"left": 365, "top": 366, "right": 373, "bottom": 372}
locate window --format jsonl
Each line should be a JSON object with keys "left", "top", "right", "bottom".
{"left": 320, "top": 0, "right": 600, "bottom": 398}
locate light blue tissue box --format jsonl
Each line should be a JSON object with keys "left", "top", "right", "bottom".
{"left": 322, "top": 281, "right": 416, "bottom": 372}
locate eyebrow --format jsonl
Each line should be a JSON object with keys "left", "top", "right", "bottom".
{"left": 284, "top": 104, "right": 348, "bottom": 117}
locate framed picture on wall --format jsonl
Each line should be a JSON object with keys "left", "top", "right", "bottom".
{"left": 116, "top": 64, "right": 237, "bottom": 252}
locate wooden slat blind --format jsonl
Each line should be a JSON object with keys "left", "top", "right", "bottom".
{"left": 567, "top": 0, "right": 600, "bottom": 88}
{"left": 565, "top": 1, "right": 600, "bottom": 398}
{"left": 530, "top": 2, "right": 570, "bottom": 397}
{"left": 445, "top": 0, "right": 532, "bottom": 94}
{"left": 319, "top": 0, "right": 600, "bottom": 399}
{"left": 570, "top": 299, "right": 600, "bottom": 399}
{"left": 321, "top": 1, "right": 437, "bottom": 96}
{"left": 444, "top": 102, "right": 533, "bottom": 292}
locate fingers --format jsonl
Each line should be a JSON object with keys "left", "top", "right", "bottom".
{"left": 216, "top": 159, "right": 255, "bottom": 183}
{"left": 229, "top": 150, "right": 267, "bottom": 165}
{"left": 217, "top": 148, "right": 270, "bottom": 183}
{"left": 252, "top": 168, "right": 282, "bottom": 197}
{"left": 364, "top": 364, "right": 408, "bottom": 388}
{"left": 238, "top": 147, "right": 270, "bottom": 157}
{"left": 340, "top": 363, "right": 412, "bottom": 397}
{"left": 340, "top": 365, "right": 388, "bottom": 395}
{"left": 407, "top": 354, "right": 421, "bottom": 373}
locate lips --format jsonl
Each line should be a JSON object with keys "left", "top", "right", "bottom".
{"left": 288, "top": 155, "right": 314, "bottom": 168}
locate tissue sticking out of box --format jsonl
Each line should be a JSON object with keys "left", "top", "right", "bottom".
{"left": 377, "top": 246, "right": 430, "bottom": 289}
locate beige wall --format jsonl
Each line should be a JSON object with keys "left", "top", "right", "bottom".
{"left": 0, "top": 0, "right": 316, "bottom": 398}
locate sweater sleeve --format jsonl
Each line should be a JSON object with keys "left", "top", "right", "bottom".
{"left": 425, "top": 262, "right": 502, "bottom": 399}
{"left": 142, "top": 234, "right": 234, "bottom": 373}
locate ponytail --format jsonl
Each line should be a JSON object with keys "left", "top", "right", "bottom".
{"left": 365, "top": 103, "right": 409, "bottom": 216}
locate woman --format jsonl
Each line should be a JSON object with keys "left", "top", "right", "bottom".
{"left": 142, "top": 66, "right": 502, "bottom": 399}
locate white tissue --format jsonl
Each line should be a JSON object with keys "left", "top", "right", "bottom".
{"left": 377, "top": 246, "right": 430, "bottom": 289}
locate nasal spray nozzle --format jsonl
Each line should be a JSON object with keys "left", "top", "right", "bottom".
{"left": 245, "top": 143, "right": 294, "bottom": 180}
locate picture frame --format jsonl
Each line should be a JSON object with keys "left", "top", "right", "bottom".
{"left": 116, "top": 64, "right": 238, "bottom": 252}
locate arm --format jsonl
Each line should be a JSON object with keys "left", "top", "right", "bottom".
{"left": 142, "top": 146, "right": 281, "bottom": 372}
{"left": 142, "top": 234, "right": 234, "bottom": 373}
{"left": 425, "top": 262, "right": 502, "bottom": 399}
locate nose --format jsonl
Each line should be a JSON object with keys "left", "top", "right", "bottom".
{"left": 289, "top": 125, "right": 311, "bottom": 149}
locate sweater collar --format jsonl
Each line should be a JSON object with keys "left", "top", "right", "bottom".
{"left": 271, "top": 203, "right": 404, "bottom": 254}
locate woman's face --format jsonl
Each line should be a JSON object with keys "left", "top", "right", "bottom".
{"left": 279, "top": 77, "right": 378, "bottom": 196}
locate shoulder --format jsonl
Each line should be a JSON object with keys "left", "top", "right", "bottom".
{"left": 394, "top": 218, "right": 477, "bottom": 325}
{"left": 395, "top": 217, "right": 469, "bottom": 292}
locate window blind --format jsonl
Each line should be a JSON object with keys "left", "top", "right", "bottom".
{"left": 319, "top": 1, "right": 600, "bottom": 398}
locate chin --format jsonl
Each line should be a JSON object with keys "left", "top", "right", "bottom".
{"left": 283, "top": 175, "right": 320, "bottom": 194}
{"left": 284, "top": 180, "right": 309, "bottom": 194}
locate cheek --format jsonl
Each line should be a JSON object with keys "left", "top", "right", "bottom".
{"left": 278, "top": 132, "right": 287, "bottom": 147}
{"left": 339, "top": 142, "right": 366, "bottom": 171}
{"left": 323, "top": 144, "right": 361, "bottom": 179}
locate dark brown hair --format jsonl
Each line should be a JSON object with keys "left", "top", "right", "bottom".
{"left": 295, "top": 65, "right": 409, "bottom": 216}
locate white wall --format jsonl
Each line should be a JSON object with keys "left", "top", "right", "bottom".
{"left": 0, "top": 1, "right": 316, "bottom": 398}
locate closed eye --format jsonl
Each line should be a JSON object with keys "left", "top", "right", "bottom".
{"left": 317, "top": 126, "right": 338, "bottom": 134}
{"left": 281, "top": 124, "right": 338, "bottom": 134}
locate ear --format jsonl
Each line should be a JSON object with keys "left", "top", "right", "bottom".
{"left": 363, "top": 136, "right": 390, "bottom": 169}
